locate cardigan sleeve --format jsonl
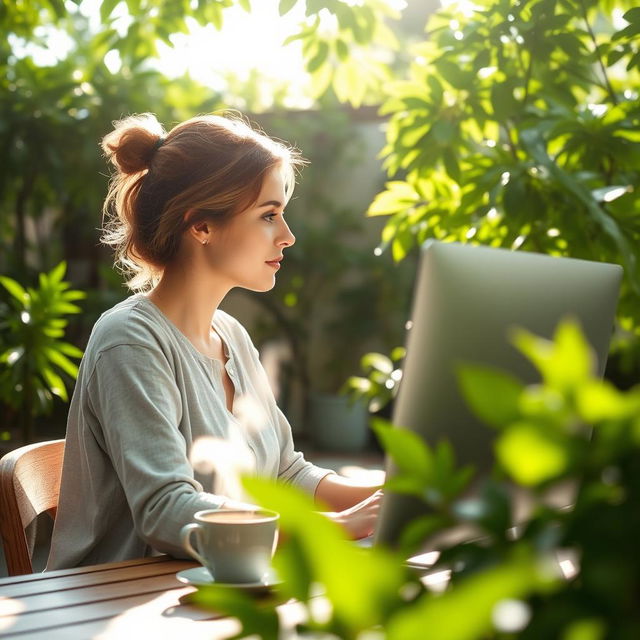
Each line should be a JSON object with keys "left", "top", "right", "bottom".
{"left": 273, "top": 404, "right": 335, "bottom": 493}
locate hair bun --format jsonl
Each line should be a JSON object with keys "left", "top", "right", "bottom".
{"left": 102, "top": 113, "right": 166, "bottom": 175}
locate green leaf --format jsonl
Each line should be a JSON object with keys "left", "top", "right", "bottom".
{"left": 43, "top": 328, "right": 65, "bottom": 339}
{"left": 360, "top": 352, "right": 393, "bottom": 375}
{"left": 399, "top": 514, "right": 451, "bottom": 551}
{"left": 272, "top": 536, "right": 313, "bottom": 601}
{"left": 477, "top": 482, "right": 511, "bottom": 537}
{"left": 204, "top": 2, "right": 223, "bottom": 30}
{"left": 435, "top": 59, "right": 472, "bottom": 91}
{"left": 242, "top": 476, "right": 406, "bottom": 630}
{"left": 401, "top": 123, "right": 429, "bottom": 147}
{"left": 576, "top": 380, "right": 638, "bottom": 423}
{"left": 50, "top": 302, "right": 82, "bottom": 314}
{"left": 0, "top": 346, "right": 24, "bottom": 365}
{"left": 431, "top": 120, "right": 456, "bottom": 145}
{"left": 371, "top": 419, "right": 431, "bottom": 481}
{"left": 623, "top": 8, "right": 640, "bottom": 24}
{"left": 387, "top": 551, "right": 552, "bottom": 640}
{"left": 335, "top": 38, "right": 349, "bottom": 61}
{"left": 617, "top": 22, "right": 640, "bottom": 41}
{"left": 57, "top": 342, "right": 84, "bottom": 358}
{"left": 307, "top": 40, "right": 329, "bottom": 73}
{"left": 627, "top": 50, "right": 640, "bottom": 71}
{"left": 496, "top": 422, "right": 569, "bottom": 486}
{"left": 563, "top": 618, "right": 606, "bottom": 640}
{"left": 46, "top": 0, "right": 66, "bottom": 19}
{"left": 0, "top": 277, "right": 27, "bottom": 304}
{"left": 368, "top": 181, "right": 420, "bottom": 216}
{"left": 38, "top": 272, "right": 50, "bottom": 293}
{"left": 458, "top": 365, "right": 524, "bottom": 428}
{"left": 502, "top": 178, "right": 528, "bottom": 219}
{"left": 61, "top": 290, "right": 87, "bottom": 302}
{"left": 607, "top": 46, "right": 627, "bottom": 66}
{"left": 392, "top": 228, "right": 413, "bottom": 262}
{"left": 190, "top": 586, "right": 280, "bottom": 639}
{"left": 283, "top": 31, "right": 304, "bottom": 46}
{"left": 41, "top": 368, "right": 68, "bottom": 402}
{"left": 512, "top": 319, "right": 595, "bottom": 394}
{"left": 333, "top": 59, "right": 367, "bottom": 107}
{"left": 238, "top": 0, "right": 251, "bottom": 11}
{"left": 44, "top": 347, "right": 79, "bottom": 378}
{"left": 279, "top": 0, "right": 297, "bottom": 17}
{"left": 48, "top": 261, "right": 67, "bottom": 284}
{"left": 442, "top": 148, "right": 460, "bottom": 182}
{"left": 100, "top": 0, "right": 121, "bottom": 22}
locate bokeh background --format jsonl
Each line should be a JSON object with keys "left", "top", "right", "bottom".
{"left": 2, "top": 0, "right": 639, "bottom": 452}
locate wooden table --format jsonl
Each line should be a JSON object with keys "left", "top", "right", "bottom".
{"left": 0, "top": 555, "right": 304, "bottom": 639}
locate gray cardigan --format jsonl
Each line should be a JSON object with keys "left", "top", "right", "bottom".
{"left": 47, "top": 295, "right": 331, "bottom": 569}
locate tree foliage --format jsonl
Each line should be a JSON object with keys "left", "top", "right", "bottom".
{"left": 9, "top": 0, "right": 636, "bottom": 364}
{"left": 365, "top": 0, "right": 640, "bottom": 359}
{"left": 1, "top": 0, "right": 238, "bottom": 274}
{"left": 274, "top": 0, "right": 640, "bottom": 367}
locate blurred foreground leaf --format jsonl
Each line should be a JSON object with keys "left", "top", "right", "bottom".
{"left": 387, "top": 550, "right": 557, "bottom": 640}
{"left": 243, "top": 476, "right": 409, "bottom": 634}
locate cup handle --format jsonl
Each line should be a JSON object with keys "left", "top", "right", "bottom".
{"left": 180, "top": 523, "right": 208, "bottom": 568}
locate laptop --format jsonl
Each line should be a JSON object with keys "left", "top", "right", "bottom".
{"left": 371, "top": 240, "right": 623, "bottom": 549}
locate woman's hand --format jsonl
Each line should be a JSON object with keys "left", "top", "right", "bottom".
{"left": 324, "top": 489, "right": 383, "bottom": 540}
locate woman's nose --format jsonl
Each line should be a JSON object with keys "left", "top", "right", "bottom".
{"left": 278, "top": 219, "right": 295, "bottom": 247}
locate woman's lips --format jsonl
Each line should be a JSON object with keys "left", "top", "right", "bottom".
{"left": 266, "top": 259, "right": 282, "bottom": 269}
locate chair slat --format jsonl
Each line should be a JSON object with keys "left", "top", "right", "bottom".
{"left": 0, "top": 440, "right": 65, "bottom": 576}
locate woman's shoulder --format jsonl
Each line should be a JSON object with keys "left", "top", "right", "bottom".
{"left": 89, "top": 294, "right": 170, "bottom": 353}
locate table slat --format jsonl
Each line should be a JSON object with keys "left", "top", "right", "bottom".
{"left": 0, "top": 559, "right": 197, "bottom": 600}
{"left": 0, "top": 584, "right": 226, "bottom": 635}
{"left": 8, "top": 616, "right": 242, "bottom": 640}
{"left": 0, "top": 573, "right": 193, "bottom": 623}
{"left": 0, "top": 555, "right": 175, "bottom": 588}
{"left": 2, "top": 592, "right": 308, "bottom": 640}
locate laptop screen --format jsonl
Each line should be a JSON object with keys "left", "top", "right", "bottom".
{"left": 374, "top": 240, "right": 623, "bottom": 546}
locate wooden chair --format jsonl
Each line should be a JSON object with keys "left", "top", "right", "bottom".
{"left": 0, "top": 439, "right": 65, "bottom": 576}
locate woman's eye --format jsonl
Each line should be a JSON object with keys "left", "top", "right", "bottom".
{"left": 263, "top": 213, "right": 276, "bottom": 223}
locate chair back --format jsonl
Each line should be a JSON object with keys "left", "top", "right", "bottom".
{"left": 0, "top": 439, "right": 65, "bottom": 575}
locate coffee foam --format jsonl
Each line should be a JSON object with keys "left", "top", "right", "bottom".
{"left": 199, "top": 511, "right": 276, "bottom": 524}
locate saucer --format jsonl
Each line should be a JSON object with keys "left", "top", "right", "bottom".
{"left": 176, "top": 566, "right": 282, "bottom": 593}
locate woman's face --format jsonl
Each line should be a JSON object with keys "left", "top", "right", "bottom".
{"left": 204, "top": 166, "right": 296, "bottom": 292}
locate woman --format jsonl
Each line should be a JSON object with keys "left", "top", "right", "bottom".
{"left": 47, "top": 113, "right": 382, "bottom": 570}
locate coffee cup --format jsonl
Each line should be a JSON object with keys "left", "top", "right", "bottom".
{"left": 180, "top": 509, "right": 279, "bottom": 584}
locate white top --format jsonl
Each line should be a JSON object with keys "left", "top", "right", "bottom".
{"left": 47, "top": 295, "right": 332, "bottom": 569}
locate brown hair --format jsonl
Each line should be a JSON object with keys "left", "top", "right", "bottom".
{"left": 101, "top": 112, "right": 303, "bottom": 291}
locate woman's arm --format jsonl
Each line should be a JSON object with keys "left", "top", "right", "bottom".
{"left": 88, "top": 344, "right": 230, "bottom": 555}
{"left": 315, "top": 474, "right": 384, "bottom": 540}
{"left": 314, "top": 473, "right": 382, "bottom": 511}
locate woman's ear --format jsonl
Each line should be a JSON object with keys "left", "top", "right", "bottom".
{"left": 185, "top": 209, "right": 212, "bottom": 246}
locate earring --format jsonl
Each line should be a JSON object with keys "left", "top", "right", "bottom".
{"left": 202, "top": 239, "right": 208, "bottom": 246}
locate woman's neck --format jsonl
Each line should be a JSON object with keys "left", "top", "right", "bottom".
{"left": 146, "top": 260, "right": 230, "bottom": 349}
